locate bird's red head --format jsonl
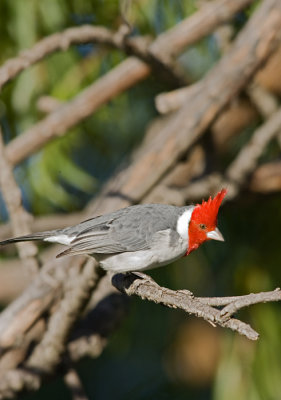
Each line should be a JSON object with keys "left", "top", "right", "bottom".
{"left": 186, "top": 189, "right": 227, "bottom": 255}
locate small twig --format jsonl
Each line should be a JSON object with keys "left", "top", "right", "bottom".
{"left": 219, "top": 288, "right": 281, "bottom": 320}
{"left": 64, "top": 369, "right": 89, "bottom": 400}
{"left": 119, "top": 0, "right": 133, "bottom": 35}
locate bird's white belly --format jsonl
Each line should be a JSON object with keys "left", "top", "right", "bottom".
{"left": 95, "top": 235, "right": 187, "bottom": 273}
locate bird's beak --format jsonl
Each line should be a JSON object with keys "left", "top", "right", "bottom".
{"left": 207, "top": 228, "right": 224, "bottom": 242}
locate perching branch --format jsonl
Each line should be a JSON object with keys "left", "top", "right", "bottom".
{"left": 112, "top": 273, "right": 281, "bottom": 341}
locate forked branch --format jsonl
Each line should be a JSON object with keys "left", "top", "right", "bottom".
{"left": 112, "top": 273, "right": 281, "bottom": 340}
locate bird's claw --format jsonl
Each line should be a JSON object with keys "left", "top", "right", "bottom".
{"left": 130, "top": 271, "right": 155, "bottom": 283}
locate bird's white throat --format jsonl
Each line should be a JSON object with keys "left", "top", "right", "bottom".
{"left": 176, "top": 208, "right": 194, "bottom": 240}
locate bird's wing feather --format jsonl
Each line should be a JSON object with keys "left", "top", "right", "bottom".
{"left": 56, "top": 224, "right": 149, "bottom": 258}
{"left": 64, "top": 213, "right": 149, "bottom": 255}
{"left": 57, "top": 204, "right": 184, "bottom": 257}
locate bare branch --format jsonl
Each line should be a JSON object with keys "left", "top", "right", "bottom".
{"left": 0, "top": 256, "right": 76, "bottom": 349}
{"left": 149, "top": 0, "right": 254, "bottom": 59}
{"left": 156, "top": 0, "right": 281, "bottom": 115}
{"left": 64, "top": 369, "right": 89, "bottom": 400}
{"left": 182, "top": 105, "right": 281, "bottom": 201}
{"left": 5, "top": 57, "right": 149, "bottom": 166}
{"left": 197, "top": 289, "right": 281, "bottom": 307}
{"left": 0, "top": 127, "right": 39, "bottom": 274}
{"left": 226, "top": 107, "right": 281, "bottom": 185}
{"left": 112, "top": 273, "right": 281, "bottom": 340}
{"left": 0, "top": 0, "right": 254, "bottom": 91}
{"left": 26, "top": 260, "right": 104, "bottom": 374}
{"left": 219, "top": 288, "right": 281, "bottom": 320}
{"left": 0, "top": 273, "right": 126, "bottom": 399}
{"left": 0, "top": 25, "right": 126, "bottom": 90}
{"left": 249, "top": 160, "right": 281, "bottom": 193}
{"left": 4, "top": 0, "right": 256, "bottom": 166}
{"left": 96, "top": 0, "right": 281, "bottom": 205}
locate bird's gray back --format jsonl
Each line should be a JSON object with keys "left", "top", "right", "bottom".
{"left": 62, "top": 204, "right": 191, "bottom": 254}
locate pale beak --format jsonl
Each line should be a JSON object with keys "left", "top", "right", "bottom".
{"left": 207, "top": 228, "right": 224, "bottom": 242}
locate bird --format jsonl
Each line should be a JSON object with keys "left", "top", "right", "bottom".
{"left": 0, "top": 189, "right": 227, "bottom": 273}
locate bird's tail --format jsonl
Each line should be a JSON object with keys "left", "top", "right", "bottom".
{"left": 0, "top": 230, "right": 58, "bottom": 246}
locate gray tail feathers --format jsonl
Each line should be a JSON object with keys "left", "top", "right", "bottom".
{"left": 0, "top": 230, "right": 56, "bottom": 246}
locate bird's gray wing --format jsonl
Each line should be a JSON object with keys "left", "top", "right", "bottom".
{"left": 57, "top": 204, "right": 184, "bottom": 258}
{"left": 57, "top": 207, "right": 152, "bottom": 257}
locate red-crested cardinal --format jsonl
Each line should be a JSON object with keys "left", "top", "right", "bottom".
{"left": 0, "top": 189, "right": 227, "bottom": 273}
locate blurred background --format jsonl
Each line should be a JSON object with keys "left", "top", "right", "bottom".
{"left": 0, "top": 0, "right": 281, "bottom": 399}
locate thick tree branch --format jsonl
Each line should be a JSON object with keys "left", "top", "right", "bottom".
{"left": 148, "top": 0, "right": 254, "bottom": 59}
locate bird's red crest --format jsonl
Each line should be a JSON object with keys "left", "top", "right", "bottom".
{"left": 191, "top": 189, "right": 227, "bottom": 229}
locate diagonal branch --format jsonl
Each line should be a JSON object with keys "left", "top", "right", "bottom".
{"left": 182, "top": 105, "right": 281, "bottom": 201}
{"left": 112, "top": 273, "right": 281, "bottom": 341}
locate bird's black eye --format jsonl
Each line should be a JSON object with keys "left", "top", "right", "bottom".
{"left": 199, "top": 224, "right": 207, "bottom": 230}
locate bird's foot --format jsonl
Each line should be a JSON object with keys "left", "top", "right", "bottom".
{"left": 130, "top": 271, "right": 156, "bottom": 285}
{"left": 131, "top": 271, "right": 148, "bottom": 279}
